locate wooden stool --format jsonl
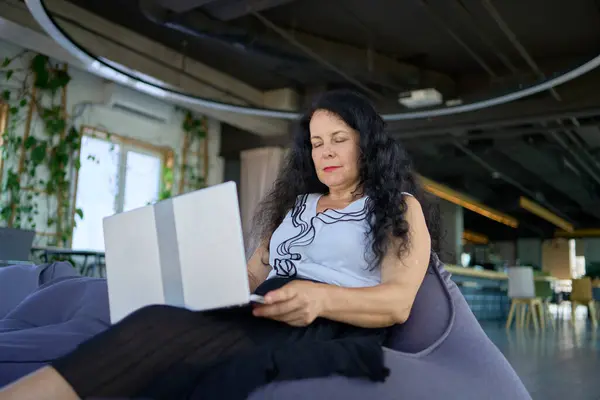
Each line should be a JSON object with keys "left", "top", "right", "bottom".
{"left": 571, "top": 278, "right": 598, "bottom": 328}
{"left": 541, "top": 298, "right": 556, "bottom": 330}
{"left": 571, "top": 300, "right": 598, "bottom": 328}
{"left": 506, "top": 298, "right": 544, "bottom": 332}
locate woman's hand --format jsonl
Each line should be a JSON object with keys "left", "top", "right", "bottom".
{"left": 252, "top": 281, "right": 326, "bottom": 327}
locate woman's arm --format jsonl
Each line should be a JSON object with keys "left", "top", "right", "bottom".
{"left": 255, "top": 196, "right": 431, "bottom": 328}
{"left": 247, "top": 240, "right": 272, "bottom": 293}
{"left": 318, "top": 196, "right": 431, "bottom": 327}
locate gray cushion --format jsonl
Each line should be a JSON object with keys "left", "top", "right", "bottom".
{"left": 246, "top": 262, "right": 530, "bottom": 400}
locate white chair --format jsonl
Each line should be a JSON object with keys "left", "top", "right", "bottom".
{"left": 506, "top": 267, "right": 543, "bottom": 331}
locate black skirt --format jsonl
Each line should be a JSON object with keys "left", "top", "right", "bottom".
{"left": 52, "top": 278, "right": 390, "bottom": 399}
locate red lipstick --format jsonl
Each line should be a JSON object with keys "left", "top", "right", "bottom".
{"left": 324, "top": 166, "right": 341, "bottom": 172}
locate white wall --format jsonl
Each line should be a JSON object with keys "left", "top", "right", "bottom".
{"left": 0, "top": 39, "right": 223, "bottom": 246}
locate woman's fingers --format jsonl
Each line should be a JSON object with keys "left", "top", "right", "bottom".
{"left": 253, "top": 299, "right": 302, "bottom": 318}
{"left": 264, "top": 286, "right": 297, "bottom": 304}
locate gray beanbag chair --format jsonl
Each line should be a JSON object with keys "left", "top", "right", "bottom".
{"left": 0, "top": 258, "right": 530, "bottom": 399}
{"left": 0, "top": 263, "right": 110, "bottom": 386}
{"left": 0, "top": 262, "right": 79, "bottom": 318}
{"left": 245, "top": 256, "right": 530, "bottom": 400}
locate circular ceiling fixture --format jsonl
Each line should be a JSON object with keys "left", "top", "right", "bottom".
{"left": 25, "top": 0, "right": 600, "bottom": 121}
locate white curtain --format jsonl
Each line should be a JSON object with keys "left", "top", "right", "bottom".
{"left": 240, "top": 147, "right": 285, "bottom": 251}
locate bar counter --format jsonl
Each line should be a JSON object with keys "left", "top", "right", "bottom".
{"left": 446, "top": 265, "right": 555, "bottom": 281}
{"left": 445, "top": 265, "right": 553, "bottom": 321}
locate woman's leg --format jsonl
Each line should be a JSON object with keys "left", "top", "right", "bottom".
{"left": 56, "top": 304, "right": 257, "bottom": 398}
{"left": 0, "top": 288, "right": 386, "bottom": 400}
{"left": 1, "top": 303, "right": 256, "bottom": 400}
{"left": 0, "top": 367, "right": 79, "bottom": 400}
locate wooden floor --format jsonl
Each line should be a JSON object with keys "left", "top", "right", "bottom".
{"left": 482, "top": 309, "right": 600, "bottom": 400}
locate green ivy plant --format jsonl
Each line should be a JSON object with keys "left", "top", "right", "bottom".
{"left": 158, "top": 160, "right": 174, "bottom": 201}
{"left": 181, "top": 110, "right": 207, "bottom": 192}
{"left": 0, "top": 52, "right": 83, "bottom": 247}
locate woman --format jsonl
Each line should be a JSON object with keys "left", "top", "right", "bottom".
{"left": 1, "top": 90, "right": 439, "bottom": 399}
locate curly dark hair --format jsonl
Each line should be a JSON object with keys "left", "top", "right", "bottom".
{"left": 252, "top": 90, "right": 440, "bottom": 268}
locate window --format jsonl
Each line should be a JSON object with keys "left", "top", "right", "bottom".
{"left": 71, "top": 127, "right": 170, "bottom": 251}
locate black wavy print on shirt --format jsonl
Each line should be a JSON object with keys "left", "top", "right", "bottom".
{"left": 272, "top": 195, "right": 371, "bottom": 278}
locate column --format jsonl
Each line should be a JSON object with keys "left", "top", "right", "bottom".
{"left": 541, "top": 239, "right": 571, "bottom": 279}
{"left": 439, "top": 199, "right": 463, "bottom": 265}
{"left": 584, "top": 238, "right": 600, "bottom": 276}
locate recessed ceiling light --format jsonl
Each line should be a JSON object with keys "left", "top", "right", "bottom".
{"left": 398, "top": 88, "right": 443, "bottom": 109}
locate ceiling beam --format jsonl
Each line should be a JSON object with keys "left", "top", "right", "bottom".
{"left": 419, "top": 175, "right": 519, "bottom": 228}
{"left": 519, "top": 197, "right": 575, "bottom": 232}
{"left": 463, "top": 230, "right": 489, "bottom": 245}
{"left": 555, "top": 228, "right": 600, "bottom": 238}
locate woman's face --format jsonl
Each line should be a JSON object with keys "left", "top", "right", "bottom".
{"left": 309, "top": 110, "right": 361, "bottom": 191}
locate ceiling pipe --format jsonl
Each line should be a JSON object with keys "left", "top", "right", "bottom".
{"left": 452, "top": 139, "right": 571, "bottom": 220}
{"left": 545, "top": 121, "right": 600, "bottom": 180}
{"left": 390, "top": 108, "right": 600, "bottom": 138}
{"left": 139, "top": 0, "right": 308, "bottom": 64}
{"left": 417, "top": 0, "right": 497, "bottom": 78}
{"left": 452, "top": 0, "right": 518, "bottom": 74}
{"left": 25, "top": 0, "right": 600, "bottom": 120}
{"left": 251, "top": 11, "right": 383, "bottom": 99}
{"left": 561, "top": 126, "right": 600, "bottom": 171}
{"left": 481, "top": 0, "right": 561, "bottom": 101}
{"left": 549, "top": 131, "right": 600, "bottom": 186}
{"left": 397, "top": 125, "right": 561, "bottom": 141}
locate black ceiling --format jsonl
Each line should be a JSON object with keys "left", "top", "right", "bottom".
{"left": 64, "top": 0, "right": 600, "bottom": 96}
{"left": 58, "top": 0, "right": 600, "bottom": 240}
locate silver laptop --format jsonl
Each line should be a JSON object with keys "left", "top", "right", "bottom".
{"left": 103, "top": 181, "right": 251, "bottom": 323}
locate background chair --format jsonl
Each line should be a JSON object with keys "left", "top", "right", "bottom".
{"left": 506, "top": 267, "right": 543, "bottom": 332}
{"left": 571, "top": 278, "right": 598, "bottom": 328}
{"left": 534, "top": 279, "right": 556, "bottom": 330}
{"left": 0, "top": 228, "right": 35, "bottom": 267}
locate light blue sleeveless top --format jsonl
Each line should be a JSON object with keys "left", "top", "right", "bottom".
{"left": 267, "top": 193, "right": 379, "bottom": 287}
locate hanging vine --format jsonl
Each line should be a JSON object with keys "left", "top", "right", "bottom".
{"left": 0, "top": 52, "right": 83, "bottom": 246}
{"left": 158, "top": 156, "right": 175, "bottom": 201}
{"left": 179, "top": 109, "right": 208, "bottom": 194}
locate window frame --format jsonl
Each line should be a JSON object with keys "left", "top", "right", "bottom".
{"left": 70, "top": 125, "right": 174, "bottom": 248}
{"left": 0, "top": 103, "right": 8, "bottom": 192}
